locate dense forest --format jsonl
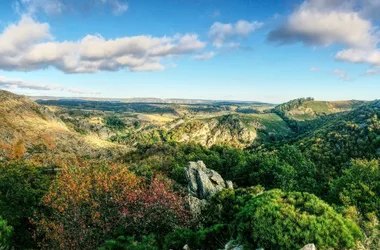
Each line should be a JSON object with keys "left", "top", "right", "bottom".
{"left": 0, "top": 92, "right": 379, "bottom": 249}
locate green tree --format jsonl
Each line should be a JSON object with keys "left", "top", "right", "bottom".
{"left": 0, "top": 162, "right": 51, "bottom": 248}
{"left": 331, "top": 159, "right": 380, "bottom": 217}
{"left": 0, "top": 217, "right": 13, "bottom": 247}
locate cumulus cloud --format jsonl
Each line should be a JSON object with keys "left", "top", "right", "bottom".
{"left": 15, "top": 0, "right": 128, "bottom": 16}
{"left": 209, "top": 20, "right": 263, "bottom": 47}
{"left": 335, "top": 48, "right": 380, "bottom": 66}
{"left": 332, "top": 69, "right": 351, "bottom": 80}
{"left": 0, "top": 16, "right": 205, "bottom": 73}
{"left": 267, "top": 0, "right": 377, "bottom": 49}
{"left": 268, "top": 0, "right": 380, "bottom": 69}
{"left": 193, "top": 51, "right": 215, "bottom": 60}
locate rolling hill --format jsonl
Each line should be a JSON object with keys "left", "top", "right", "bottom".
{"left": 0, "top": 90, "right": 128, "bottom": 166}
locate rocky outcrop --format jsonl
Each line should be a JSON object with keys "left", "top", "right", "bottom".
{"left": 300, "top": 244, "right": 316, "bottom": 250}
{"left": 185, "top": 160, "right": 233, "bottom": 217}
{"left": 224, "top": 240, "right": 243, "bottom": 250}
{"left": 185, "top": 160, "right": 233, "bottom": 199}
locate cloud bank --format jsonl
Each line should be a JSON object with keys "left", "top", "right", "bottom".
{"left": 0, "top": 75, "right": 100, "bottom": 95}
{"left": 0, "top": 16, "right": 206, "bottom": 73}
{"left": 268, "top": 0, "right": 380, "bottom": 70}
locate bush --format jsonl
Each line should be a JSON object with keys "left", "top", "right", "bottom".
{"left": 163, "top": 224, "right": 230, "bottom": 250}
{"left": 34, "top": 164, "right": 188, "bottom": 250}
{"left": 235, "top": 189, "right": 362, "bottom": 250}
{"left": 104, "top": 116, "right": 126, "bottom": 131}
{"left": 34, "top": 164, "right": 140, "bottom": 250}
{"left": 100, "top": 234, "right": 158, "bottom": 250}
{"left": 0, "top": 217, "right": 12, "bottom": 247}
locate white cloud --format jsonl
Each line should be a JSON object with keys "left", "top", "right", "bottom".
{"left": 310, "top": 67, "right": 320, "bottom": 72}
{"left": 209, "top": 20, "right": 263, "bottom": 47}
{"left": 335, "top": 48, "right": 380, "bottom": 66}
{"left": 16, "top": 0, "right": 128, "bottom": 16}
{"left": 67, "top": 88, "right": 101, "bottom": 95}
{"left": 268, "top": 0, "right": 377, "bottom": 49}
{"left": 0, "top": 75, "right": 63, "bottom": 91}
{"left": 332, "top": 69, "right": 351, "bottom": 80}
{"left": 0, "top": 16, "right": 206, "bottom": 73}
{"left": 193, "top": 51, "right": 215, "bottom": 60}
{"left": 365, "top": 69, "right": 380, "bottom": 75}
{"left": 0, "top": 75, "right": 101, "bottom": 94}
{"left": 16, "top": 0, "right": 64, "bottom": 15}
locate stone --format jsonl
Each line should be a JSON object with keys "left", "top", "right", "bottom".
{"left": 300, "top": 244, "right": 316, "bottom": 250}
{"left": 224, "top": 240, "right": 243, "bottom": 250}
{"left": 183, "top": 244, "right": 190, "bottom": 250}
{"left": 185, "top": 160, "right": 233, "bottom": 200}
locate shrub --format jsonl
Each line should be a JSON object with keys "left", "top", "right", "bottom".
{"left": 34, "top": 164, "right": 139, "bottom": 250}
{"left": 34, "top": 164, "right": 189, "bottom": 250}
{"left": 235, "top": 189, "right": 362, "bottom": 250}
{"left": 0, "top": 217, "right": 12, "bottom": 247}
{"left": 104, "top": 116, "right": 126, "bottom": 131}
{"left": 100, "top": 234, "right": 158, "bottom": 250}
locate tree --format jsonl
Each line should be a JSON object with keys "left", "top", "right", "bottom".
{"left": 34, "top": 164, "right": 189, "bottom": 250}
{"left": 34, "top": 164, "right": 139, "bottom": 250}
{"left": 235, "top": 189, "right": 362, "bottom": 250}
{"left": 0, "top": 162, "right": 50, "bottom": 248}
{"left": 331, "top": 159, "right": 380, "bottom": 217}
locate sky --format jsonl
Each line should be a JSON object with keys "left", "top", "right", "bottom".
{"left": 0, "top": 0, "right": 379, "bottom": 103}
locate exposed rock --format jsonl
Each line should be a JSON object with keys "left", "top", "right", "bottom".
{"left": 187, "top": 195, "right": 207, "bottom": 218}
{"left": 183, "top": 244, "right": 190, "bottom": 250}
{"left": 224, "top": 240, "right": 243, "bottom": 250}
{"left": 185, "top": 160, "right": 233, "bottom": 199}
{"left": 185, "top": 160, "right": 233, "bottom": 217}
{"left": 300, "top": 244, "right": 316, "bottom": 250}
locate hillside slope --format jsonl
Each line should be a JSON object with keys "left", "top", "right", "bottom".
{"left": 0, "top": 90, "right": 128, "bottom": 166}
{"left": 295, "top": 100, "right": 380, "bottom": 189}
{"left": 273, "top": 98, "right": 365, "bottom": 132}
{"left": 116, "top": 113, "right": 292, "bottom": 148}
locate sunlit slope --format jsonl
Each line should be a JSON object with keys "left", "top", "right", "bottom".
{"left": 0, "top": 90, "right": 128, "bottom": 166}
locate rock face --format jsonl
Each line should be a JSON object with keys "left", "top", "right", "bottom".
{"left": 185, "top": 161, "right": 233, "bottom": 217}
{"left": 300, "top": 244, "right": 316, "bottom": 250}
{"left": 185, "top": 160, "right": 232, "bottom": 199}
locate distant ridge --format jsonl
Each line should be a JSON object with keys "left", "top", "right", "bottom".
{"left": 29, "top": 95, "right": 272, "bottom": 105}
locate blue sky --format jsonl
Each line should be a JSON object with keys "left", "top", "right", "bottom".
{"left": 0, "top": 0, "right": 379, "bottom": 103}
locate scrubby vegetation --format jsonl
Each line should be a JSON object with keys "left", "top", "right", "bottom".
{"left": 1, "top": 91, "right": 379, "bottom": 249}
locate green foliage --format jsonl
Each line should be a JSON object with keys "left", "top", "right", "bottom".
{"left": 163, "top": 224, "right": 231, "bottom": 250}
{"left": 99, "top": 234, "right": 158, "bottom": 250}
{"left": 0, "top": 217, "right": 12, "bottom": 247}
{"left": 331, "top": 159, "right": 380, "bottom": 217}
{"left": 299, "top": 101, "right": 380, "bottom": 195}
{"left": 202, "top": 186, "right": 265, "bottom": 226}
{"left": 0, "top": 162, "right": 51, "bottom": 248}
{"left": 104, "top": 116, "right": 126, "bottom": 130}
{"left": 235, "top": 189, "right": 362, "bottom": 250}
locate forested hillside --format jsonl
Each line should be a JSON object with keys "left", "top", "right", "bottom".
{"left": 0, "top": 92, "right": 379, "bottom": 250}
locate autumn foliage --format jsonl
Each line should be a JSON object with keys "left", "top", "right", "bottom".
{"left": 33, "top": 164, "right": 188, "bottom": 250}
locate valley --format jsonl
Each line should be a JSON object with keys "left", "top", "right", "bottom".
{"left": 0, "top": 90, "right": 379, "bottom": 250}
